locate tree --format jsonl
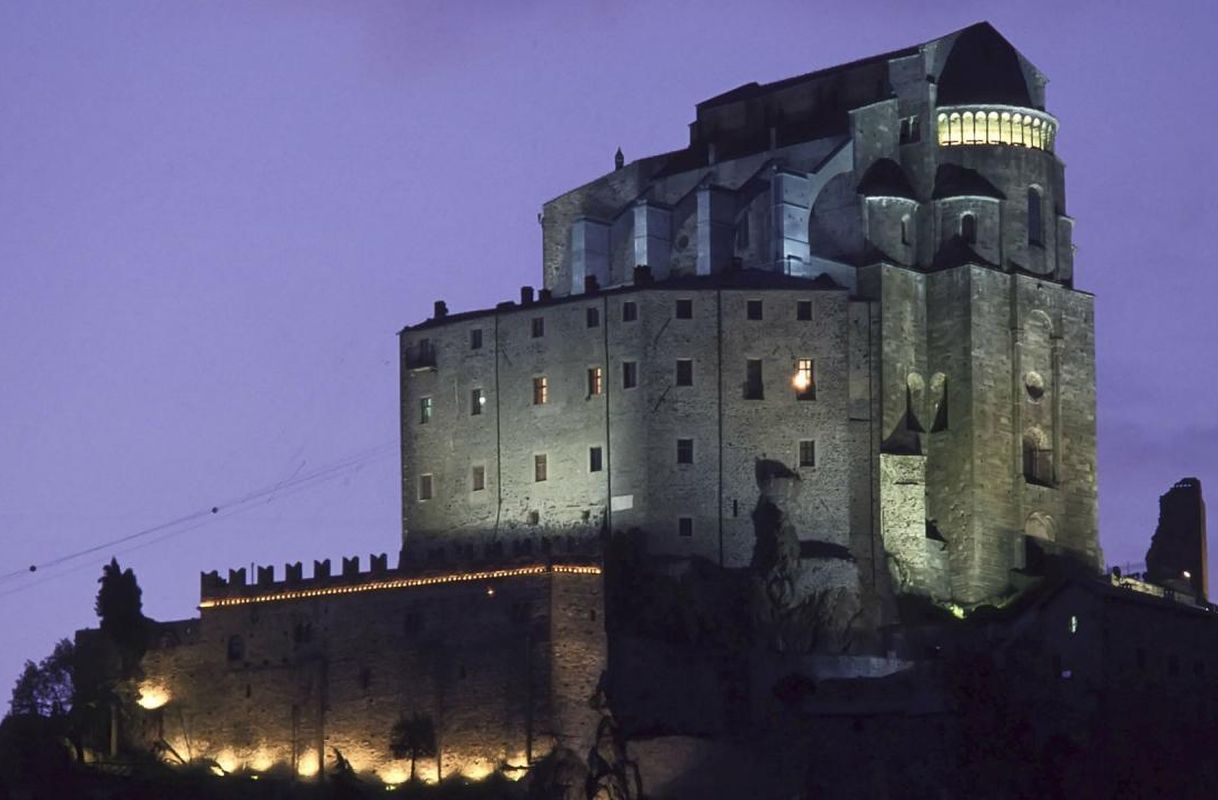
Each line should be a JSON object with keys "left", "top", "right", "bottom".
{"left": 95, "top": 557, "right": 147, "bottom": 672}
{"left": 389, "top": 712, "right": 436, "bottom": 782}
{"left": 7, "top": 639, "right": 74, "bottom": 720}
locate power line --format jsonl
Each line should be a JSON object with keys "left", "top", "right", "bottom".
{"left": 0, "top": 441, "right": 397, "bottom": 594}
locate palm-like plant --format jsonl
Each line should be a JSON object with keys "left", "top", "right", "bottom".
{"left": 389, "top": 712, "right": 436, "bottom": 782}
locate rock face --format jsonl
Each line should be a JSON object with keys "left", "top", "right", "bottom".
{"left": 750, "top": 459, "right": 863, "bottom": 654}
{"left": 1146, "top": 478, "right": 1208, "bottom": 600}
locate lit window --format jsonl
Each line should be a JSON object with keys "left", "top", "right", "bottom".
{"left": 676, "top": 299, "right": 693, "bottom": 319}
{"left": 420, "top": 396, "right": 434, "bottom": 423}
{"left": 678, "top": 517, "right": 693, "bottom": 537}
{"left": 470, "top": 388, "right": 484, "bottom": 416}
{"left": 622, "top": 361, "right": 638, "bottom": 389}
{"left": 531, "top": 317, "right": 545, "bottom": 338}
{"left": 746, "top": 299, "right": 763, "bottom": 320}
{"left": 796, "top": 300, "right": 813, "bottom": 321}
{"left": 533, "top": 376, "right": 548, "bottom": 405}
{"left": 471, "top": 465, "right": 485, "bottom": 492}
{"left": 622, "top": 301, "right": 637, "bottom": 322}
{"left": 1068, "top": 615, "right": 1078, "bottom": 635}
{"left": 799, "top": 440, "right": 816, "bottom": 468}
{"left": 587, "top": 307, "right": 600, "bottom": 328}
{"left": 587, "top": 367, "right": 603, "bottom": 396}
{"left": 794, "top": 359, "right": 815, "bottom": 400}
{"left": 745, "top": 359, "right": 763, "bottom": 400}
{"left": 900, "top": 215, "right": 911, "bottom": 246}
{"left": 960, "top": 213, "right": 976, "bottom": 245}
{"left": 470, "top": 328, "right": 483, "bottom": 350}
{"left": 677, "top": 438, "right": 694, "bottom": 464}
{"left": 534, "top": 454, "right": 548, "bottom": 482}
{"left": 589, "top": 446, "right": 603, "bottom": 473}
{"left": 675, "top": 359, "right": 693, "bottom": 387}
{"left": 418, "top": 474, "right": 433, "bottom": 501}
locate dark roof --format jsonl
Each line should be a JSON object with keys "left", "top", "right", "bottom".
{"left": 857, "top": 158, "right": 918, "bottom": 200}
{"left": 932, "top": 163, "right": 1006, "bottom": 200}
{"left": 937, "top": 22, "right": 1033, "bottom": 107}
{"left": 401, "top": 270, "right": 845, "bottom": 332}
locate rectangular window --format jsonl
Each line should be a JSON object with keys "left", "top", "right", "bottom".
{"left": 678, "top": 517, "right": 693, "bottom": 537}
{"left": 622, "top": 301, "right": 637, "bottom": 322}
{"left": 746, "top": 299, "right": 763, "bottom": 320}
{"left": 745, "top": 359, "right": 764, "bottom": 399}
{"left": 531, "top": 317, "right": 545, "bottom": 338}
{"left": 587, "top": 366, "right": 603, "bottom": 396}
{"left": 534, "top": 454, "right": 548, "bottom": 482}
{"left": 675, "top": 359, "right": 693, "bottom": 387}
{"left": 420, "top": 396, "right": 434, "bottom": 423}
{"left": 675, "top": 299, "right": 693, "bottom": 319}
{"left": 470, "top": 328, "right": 483, "bottom": 349}
{"left": 796, "top": 300, "right": 813, "bottom": 321}
{"left": 470, "top": 388, "right": 484, "bottom": 416}
{"left": 533, "top": 376, "right": 548, "bottom": 405}
{"left": 795, "top": 358, "right": 815, "bottom": 400}
{"left": 587, "top": 307, "right": 600, "bottom": 328}
{"left": 677, "top": 438, "right": 694, "bottom": 464}
{"left": 418, "top": 474, "right": 433, "bottom": 501}
{"left": 589, "top": 446, "right": 603, "bottom": 473}
{"left": 622, "top": 361, "right": 638, "bottom": 389}
{"left": 798, "top": 440, "right": 816, "bottom": 468}
{"left": 471, "top": 465, "right": 486, "bottom": 492}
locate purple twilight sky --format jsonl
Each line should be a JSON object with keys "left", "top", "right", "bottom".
{"left": 2, "top": 1, "right": 1216, "bottom": 695}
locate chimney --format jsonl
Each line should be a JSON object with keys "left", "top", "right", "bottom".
{"left": 584, "top": 275, "right": 600, "bottom": 294}
{"left": 433, "top": 300, "right": 448, "bottom": 319}
{"left": 538, "top": 288, "right": 552, "bottom": 302}
{"left": 520, "top": 286, "right": 535, "bottom": 305}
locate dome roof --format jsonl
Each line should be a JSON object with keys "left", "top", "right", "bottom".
{"left": 937, "top": 23, "right": 1033, "bottom": 107}
{"left": 857, "top": 158, "right": 918, "bottom": 200}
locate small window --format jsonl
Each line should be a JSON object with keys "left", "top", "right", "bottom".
{"left": 527, "top": 510, "right": 540, "bottom": 525}
{"left": 470, "top": 328, "right": 483, "bottom": 350}
{"left": 420, "top": 396, "right": 434, "bottom": 424}
{"left": 587, "top": 307, "right": 600, "bottom": 328}
{"left": 1068, "top": 615, "right": 1078, "bottom": 635}
{"left": 531, "top": 317, "right": 545, "bottom": 338}
{"left": 622, "top": 361, "right": 638, "bottom": 389}
{"left": 798, "top": 440, "right": 816, "bottom": 468}
{"left": 418, "top": 474, "right": 433, "bottom": 501}
{"left": 470, "top": 388, "right": 484, "bottom": 416}
{"left": 794, "top": 358, "right": 815, "bottom": 400}
{"left": 227, "top": 635, "right": 245, "bottom": 662}
{"left": 745, "top": 359, "right": 764, "bottom": 400}
{"left": 1028, "top": 187, "right": 1043, "bottom": 246}
{"left": 589, "top": 446, "right": 603, "bottom": 473}
{"left": 675, "top": 359, "right": 693, "bottom": 387}
{"left": 532, "top": 376, "right": 548, "bottom": 405}
{"left": 900, "top": 215, "right": 911, "bottom": 246}
{"left": 622, "top": 301, "right": 637, "bottom": 322}
{"left": 534, "top": 454, "right": 548, "bottom": 482}
{"left": 746, "top": 299, "right": 763, "bottom": 320}
{"left": 676, "top": 438, "right": 694, "bottom": 464}
{"left": 587, "top": 367, "right": 603, "bottom": 397}
{"left": 960, "top": 213, "right": 976, "bottom": 245}
{"left": 678, "top": 517, "right": 693, "bottom": 537}
{"left": 675, "top": 299, "right": 693, "bottom": 319}
{"left": 796, "top": 300, "right": 813, "bottom": 321}
{"left": 471, "top": 465, "right": 486, "bottom": 492}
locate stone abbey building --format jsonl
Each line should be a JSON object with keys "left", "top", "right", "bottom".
{"left": 83, "top": 22, "right": 1184, "bottom": 795}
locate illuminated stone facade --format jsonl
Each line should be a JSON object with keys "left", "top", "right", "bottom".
{"left": 401, "top": 21, "right": 1099, "bottom": 608}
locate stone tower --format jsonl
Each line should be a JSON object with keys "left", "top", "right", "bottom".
{"left": 399, "top": 22, "right": 1100, "bottom": 614}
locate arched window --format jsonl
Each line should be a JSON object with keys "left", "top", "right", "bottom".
{"left": 987, "top": 112, "right": 1000, "bottom": 144}
{"left": 960, "top": 213, "right": 976, "bottom": 244}
{"left": 1028, "top": 188, "right": 1043, "bottom": 246}
{"left": 900, "top": 215, "right": 911, "bottom": 246}
{"left": 1031, "top": 118, "right": 1043, "bottom": 149}
{"left": 1023, "top": 428, "right": 1053, "bottom": 486}
{"left": 1000, "top": 112, "right": 1013, "bottom": 144}
{"left": 962, "top": 111, "right": 975, "bottom": 144}
{"left": 937, "top": 113, "right": 948, "bottom": 145}
{"left": 1011, "top": 114, "right": 1024, "bottom": 146}
{"left": 949, "top": 113, "right": 961, "bottom": 145}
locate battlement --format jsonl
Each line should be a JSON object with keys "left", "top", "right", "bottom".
{"left": 199, "top": 552, "right": 602, "bottom": 608}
